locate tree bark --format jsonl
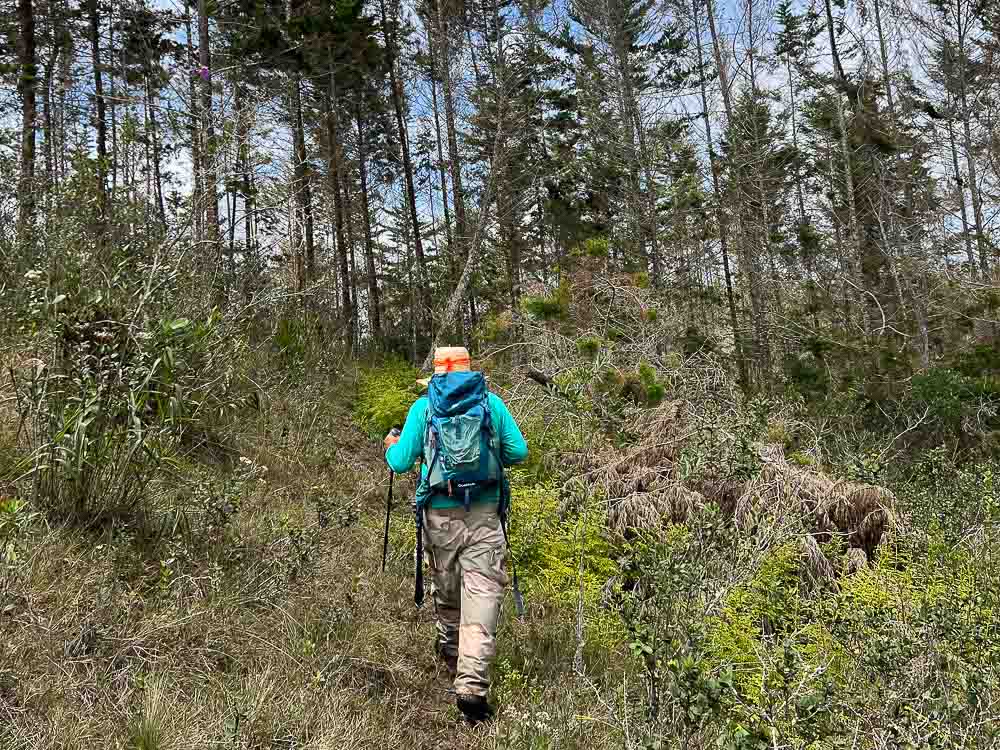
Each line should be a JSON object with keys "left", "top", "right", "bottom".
{"left": 88, "top": 0, "right": 108, "bottom": 226}
{"left": 946, "top": 115, "right": 977, "bottom": 277}
{"left": 355, "top": 98, "right": 382, "bottom": 338}
{"left": 183, "top": 1, "right": 203, "bottom": 242}
{"left": 952, "top": 0, "right": 990, "bottom": 278}
{"left": 290, "top": 71, "right": 315, "bottom": 289}
{"left": 109, "top": 3, "right": 118, "bottom": 201}
{"left": 325, "top": 66, "right": 353, "bottom": 338}
{"left": 423, "top": 16, "right": 511, "bottom": 368}
{"left": 822, "top": 0, "right": 869, "bottom": 328}
{"left": 146, "top": 75, "right": 166, "bottom": 228}
{"left": 423, "top": 104, "right": 505, "bottom": 369}
{"left": 872, "top": 0, "right": 896, "bottom": 116}
{"left": 16, "top": 0, "right": 38, "bottom": 246}
{"left": 437, "top": 2, "right": 467, "bottom": 275}
{"left": 428, "top": 30, "right": 453, "bottom": 246}
{"left": 198, "top": 0, "right": 221, "bottom": 265}
{"left": 343, "top": 171, "right": 360, "bottom": 347}
{"left": 42, "top": 51, "right": 54, "bottom": 213}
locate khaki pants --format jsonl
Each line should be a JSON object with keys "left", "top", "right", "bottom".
{"left": 423, "top": 502, "right": 508, "bottom": 698}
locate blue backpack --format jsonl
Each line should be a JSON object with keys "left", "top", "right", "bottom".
{"left": 412, "top": 371, "right": 523, "bottom": 615}
{"left": 417, "top": 371, "right": 503, "bottom": 512}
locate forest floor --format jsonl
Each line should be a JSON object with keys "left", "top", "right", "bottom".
{"left": 0, "top": 367, "right": 594, "bottom": 750}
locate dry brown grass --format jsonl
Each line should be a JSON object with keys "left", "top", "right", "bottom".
{"left": 0, "top": 375, "right": 624, "bottom": 750}
{"left": 579, "top": 399, "right": 895, "bottom": 572}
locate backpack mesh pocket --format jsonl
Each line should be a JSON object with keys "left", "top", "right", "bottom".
{"left": 438, "top": 414, "right": 482, "bottom": 469}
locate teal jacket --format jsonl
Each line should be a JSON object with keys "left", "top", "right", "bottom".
{"left": 385, "top": 392, "right": 528, "bottom": 509}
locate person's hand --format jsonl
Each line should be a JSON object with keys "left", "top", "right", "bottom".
{"left": 384, "top": 427, "right": 401, "bottom": 452}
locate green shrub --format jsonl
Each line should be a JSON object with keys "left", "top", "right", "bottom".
{"left": 522, "top": 281, "right": 570, "bottom": 321}
{"left": 909, "top": 367, "right": 1000, "bottom": 440}
{"left": 631, "top": 271, "right": 651, "bottom": 289}
{"left": 788, "top": 450, "right": 816, "bottom": 467}
{"left": 508, "top": 474, "right": 623, "bottom": 655}
{"left": 353, "top": 359, "right": 420, "bottom": 437}
{"left": 583, "top": 237, "right": 610, "bottom": 258}
{"left": 707, "top": 543, "right": 802, "bottom": 694}
{"left": 575, "top": 335, "right": 603, "bottom": 359}
{"left": 785, "top": 352, "right": 829, "bottom": 396}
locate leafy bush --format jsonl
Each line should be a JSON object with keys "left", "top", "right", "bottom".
{"left": 785, "top": 351, "right": 829, "bottom": 396}
{"left": 509, "top": 476, "right": 617, "bottom": 610}
{"left": 353, "top": 358, "right": 420, "bottom": 437}
{"left": 575, "top": 335, "right": 603, "bottom": 359}
{"left": 578, "top": 237, "right": 610, "bottom": 259}
{"left": 909, "top": 366, "right": 1000, "bottom": 439}
{"left": 954, "top": 343, "right": 1000, "bottom": 378}
{"left": 522, "top": 281, "right": 571, "bottom": 321}
{"left": 507, "top": 473, "right": 622, "bottom": 666}
{"left": 707, "top": 543, "right": 802, "bottom": 694}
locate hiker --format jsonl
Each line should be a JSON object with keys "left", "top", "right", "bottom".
{"left": 384, "top": 346, "right": 528, "bottom": 724}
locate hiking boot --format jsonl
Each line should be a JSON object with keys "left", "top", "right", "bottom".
{"left": 456, "top": 694, "right": 495, "bottom": 725}
{"left": 438, "top": 650, "right": 458, "bottom": 678}
{"left": 434, "top": 641, "right": 458, "bottom": 678}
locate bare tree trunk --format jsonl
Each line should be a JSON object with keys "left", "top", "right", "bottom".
{"left": 423, "top": 18, "right": 507, "bottom": 368}
{"left": 745, "top": 0, "right": 774, "bottom": 378}
{"left": 42, "top": 51, "right": 55, "bottom": 215}
{"left": 198, "top": 0, "right": 221, "bottom": 267}
{"left": 325, "top": 66, "right": 353, "bottom": 339}
{"left": 423, "top": 115, "right": 505, "bottom": 369}
{"left": 786, "top": 57, "right": 807, "bottom": 224}
{"left": 706, "top": 0, "right": 767, "bottom": 383}
{"left": 147, "top": 76, "right": 166, "bottom": 228}
{"left": 290, "top": 71, "right": 316, "bottom": 288}
{"left": 184, "top": 1, "right": 203, "bottom": 243}
{"left": 823, "top": 0, "right": 868, "bottom": 329}
{"left": 437, "top": 3, "right": 467, "bottom": 275}
{"left": 953, "top": 0, "right": 990, "bottom": 278}
{"left": 111, "top": 3, "right": 122, "bottom": 202}
{"left": 693, "top": 0, "right": 748, "bottom": 393}
{"left": 872, "top": 0, "right": 896, "bottom": 116}
{"left": 88, "top": 0, "right": 108, "bottom": 227}
{"left": 355, "top": 99, "right": 382, "bottom": 338}
{"left": 16, "top": 0, "right": 37, "bottom": 247}
{"left": 947, "top": 115, "right": 977, "bottom": 277}
{"left": 428, "top": 31, "right": 453, "bottom": 246}
{"left": 343, "top": 173, "right": 360, "bottom": 346}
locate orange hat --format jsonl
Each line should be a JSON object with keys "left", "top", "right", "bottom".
{"left": 433, "top": 346, "right": 471, "bottom": 375}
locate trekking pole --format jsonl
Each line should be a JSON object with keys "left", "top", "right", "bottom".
{"left": 414, "top": 506, "right": 425, "bottom": 607}
{"left": 500, "top": 477, "right": 526, "bottom": 619}
{"left": 381, "top": 427, "right": 402, "bottom": 573}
